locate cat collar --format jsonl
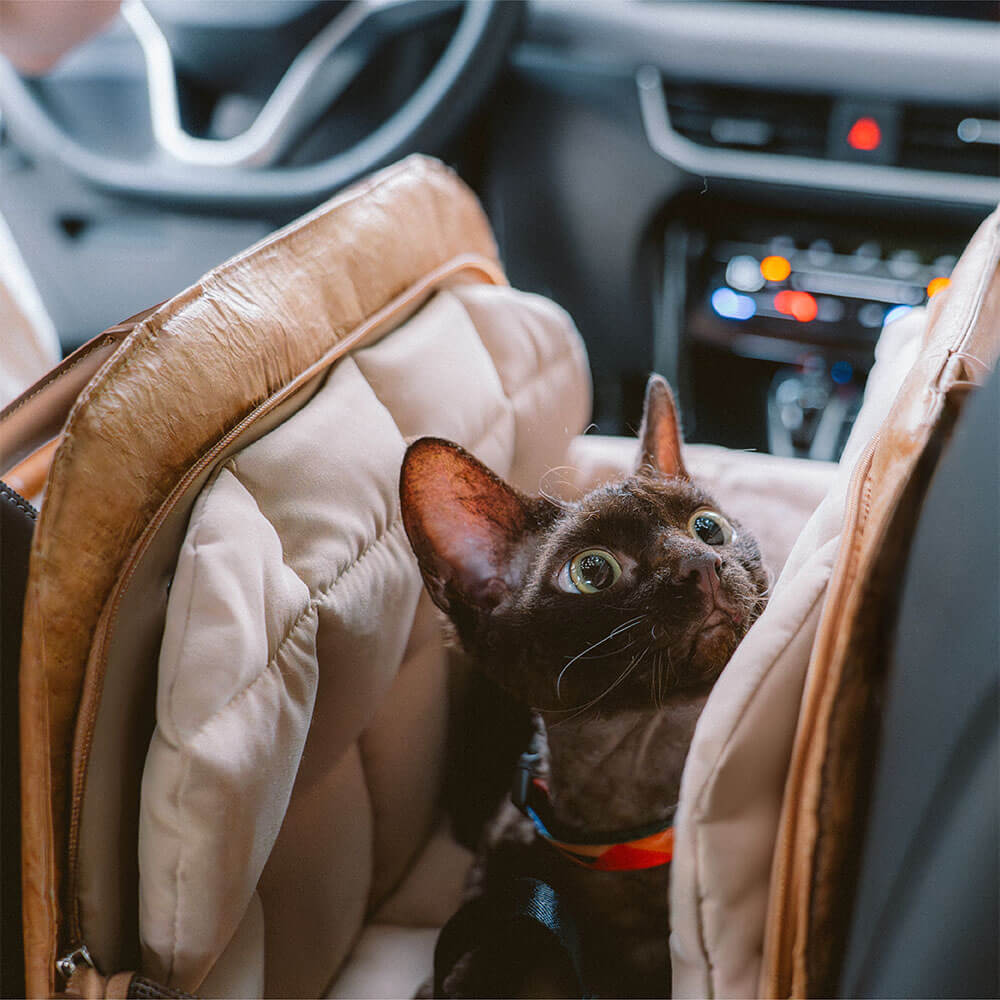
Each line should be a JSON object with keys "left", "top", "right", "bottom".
{"left": 511, "top": 752, "right": 675, "bottom": 872}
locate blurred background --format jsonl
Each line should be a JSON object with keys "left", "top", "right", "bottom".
{"left": 1, "top": 0, "right": 997, "bottom": 458}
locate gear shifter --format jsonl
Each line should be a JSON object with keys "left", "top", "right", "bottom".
{"left": 767, "top": 357, "right": 860, "bottom": 461}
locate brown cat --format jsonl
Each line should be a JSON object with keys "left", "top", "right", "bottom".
{"left": 400, "top": 375, "right": 769, "bottom": 998}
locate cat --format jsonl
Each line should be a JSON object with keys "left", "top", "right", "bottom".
{"left": 400, "top": 374, "right": 769, "bottom": 998}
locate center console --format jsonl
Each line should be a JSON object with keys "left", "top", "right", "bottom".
{"left": 656, "top": 198, "right": 973, "bottom": 461}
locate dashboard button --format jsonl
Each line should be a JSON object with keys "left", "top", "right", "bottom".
{"left": 851, "top": 240, "right": 881, "bottom": 271}
{"left": 888, "top": 249, "right": 921, "bottom": 279}
{"left": 829, "top": 100, "right": 900, "bottom": 165}
{"left": 807, "top": 239, "right": 835, "bottom": 267}
{"left": 726, "top": 254, "right": 765, "bottom": 292}
{"left": 858, "top": 302, "right": 885, "bottom": 328}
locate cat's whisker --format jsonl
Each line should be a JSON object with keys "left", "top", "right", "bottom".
{"left": 538, "top": 490, "right": 574, "bottom": 512}
{"left": 577, "top": 637, "right": 641, "bottom": 661}
{"left": 652, "top": 649, "right": 659, "bottom": 699}
{"left": 551, "top": 645, "right": 651, "bottom": 726}
{"left": 537, "top": 465, "right": 584, "bottom": 505}
{"left": 555, "top": 615, "right": 645, "bottom": 699}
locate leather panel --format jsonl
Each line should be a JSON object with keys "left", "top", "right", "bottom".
{"left": 19, "top": 155, "right": 499, "bottom": 997}
{"left": 0, "top": 303, "right": 159, "bottom": 472}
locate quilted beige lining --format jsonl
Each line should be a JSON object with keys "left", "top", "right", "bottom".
{"left": 138, "top": 284, "right": 590, "bottom": 994}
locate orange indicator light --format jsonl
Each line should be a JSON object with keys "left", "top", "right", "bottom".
{"left": 847, "top": 117, "right": 882, "bottom": 151}
{"left": 760, "top": 255, "right": 792, "bottom": 282}
{"left": 926, "top": 277, "right": 951, "bottom": 298}
{"left": 774, "top": 290, "right": 819, "bottom": 323}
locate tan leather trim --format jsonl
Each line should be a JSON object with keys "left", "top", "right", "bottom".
{"left": 105, "top": 972, "right": 134, "bottom": 999}
{"left": 762, "top": 204, "right": 1000, "bottom": 997}
{"left": 64, "top": 966, "right": 107, "bottom": 999}
{"left": 0, "top": 304, "right": 161, "bottom": 473}
{"left": 63, "top": 968, "right": 135, "bottom": 1000}
{"left": 4, "top": 438, "right": 59, "bottom": 506}
{"left": 21, "top": 155, "right": 501, "bottom": 997}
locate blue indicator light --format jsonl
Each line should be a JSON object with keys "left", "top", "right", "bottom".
{"left": 711, "top": 288, "right": 756, "bottom": 321}
{"left": 831, "top": 361, "right": 853, "bottom": 385}
{"left": 883, "top": 304, "right": 912, "bottom": 327}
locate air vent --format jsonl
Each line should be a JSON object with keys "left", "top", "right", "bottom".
{"left": 899, "top": 102, "right": 999, "bottom": 178}
{"left": 665, "top": 84, "right": 831, "bottom": 158}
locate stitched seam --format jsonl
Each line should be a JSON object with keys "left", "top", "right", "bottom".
{"left": 165, "top": 527, "right": 205, "bottom": 749}
{"left": 227, "top": 454, "right": 306, "bottom": 585}
{"left": 0, "top": 334, "right": 120, "bottom": 421}
{"left": 176, "top": 521, "right": 401, "bottom": 749}
{"left": 0, "top": 481, "right": 38, "bottom": 519}
{"left": 952, "top": 237, "right": 1000, "bottom": 359}
{"left": 168, "top": 748, "right": 193, "bottom": 983}
{"left": 163, "top": 462, "right": 310, "bottom": 747}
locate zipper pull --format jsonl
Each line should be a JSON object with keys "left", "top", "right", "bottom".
{"left": 56, "top": 943, "right": 95, "bottom": 982}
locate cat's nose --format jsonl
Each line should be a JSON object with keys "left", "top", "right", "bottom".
{"left": 680, "top": 552, "right": 723, "bottom": 598}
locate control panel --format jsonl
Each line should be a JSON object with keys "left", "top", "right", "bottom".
{"left": 690, "top": 233, "right": 956, "bottom": 367}
{"left": 661, "top": 202, "right": 975, "bottom": 461}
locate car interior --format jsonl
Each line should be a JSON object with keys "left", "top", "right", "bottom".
{"left": 0, "top": 2, "right": 997, "bottom": 998}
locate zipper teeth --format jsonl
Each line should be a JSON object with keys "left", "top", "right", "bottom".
{"left": 61, "top": 258, "right": 502, "bottom": 946}
{"left": 56, "top": 942, "right": 94, "bottom": 982}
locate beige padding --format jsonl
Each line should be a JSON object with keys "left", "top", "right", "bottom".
{"left": 324, "top": 925, "right": 440, "bottom": 1000}
{"left": 138, "top": 284, "right": 590, "bottom": 994}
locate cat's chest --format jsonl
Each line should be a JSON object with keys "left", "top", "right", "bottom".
{"left": 562, "top": 864, "right": 672, "bottom": 995}
{"left": 481, "top": 796, "right": 673, "bottom": 994}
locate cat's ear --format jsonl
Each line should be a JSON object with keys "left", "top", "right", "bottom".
{"left": 400, "top": 438, "right": 534, "bottom": 614}
{"left": 636, "top": 374, "right": 688, "bottom": 478}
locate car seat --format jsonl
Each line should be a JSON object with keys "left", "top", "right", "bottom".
{"left": 2, "top": 156, "right": 996, "bottom": 998}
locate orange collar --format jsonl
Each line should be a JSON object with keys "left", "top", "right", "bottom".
{"left": 512, "top": 753, "right": 676, "bottom": 872}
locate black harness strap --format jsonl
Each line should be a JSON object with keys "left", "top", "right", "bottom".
{"left": 432, "top": 877, "right": 591, "bottom": 998}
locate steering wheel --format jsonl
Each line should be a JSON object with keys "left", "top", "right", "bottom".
{"left": 0, "top": 0, "right": 521, "bottom": 214}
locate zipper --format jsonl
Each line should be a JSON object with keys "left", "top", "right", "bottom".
{"left": 58, "top": 256, "right": 504, "bottom": 958}
{"left": 56, "top": 942, "right": 95, "bottom": 983}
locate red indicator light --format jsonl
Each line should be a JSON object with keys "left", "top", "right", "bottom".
{"left": 847, "top": 117, "right": 882, "bottom": 151}
{"left": 775, "top": 290, "right": 819, "bottom": 323}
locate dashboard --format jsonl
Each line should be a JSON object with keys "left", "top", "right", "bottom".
{"left": 488, "top": 1, "right": 999, "bottom": 455}
{"left": 1, "top": 0, "right": 997, "bottom": 459}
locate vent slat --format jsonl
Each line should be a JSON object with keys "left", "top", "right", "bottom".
{"left": 900, "top": 102, "right": 999, "bottom": 177}
{"left": 664, "top": 82, "right": 998, "bottom": 178}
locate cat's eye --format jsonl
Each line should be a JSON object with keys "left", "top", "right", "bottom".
{"left": 687, "top": 509, "right": 735, "bottom": 546}
{"left": 559, "top": 549, "right": 623, "bottom": 594}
